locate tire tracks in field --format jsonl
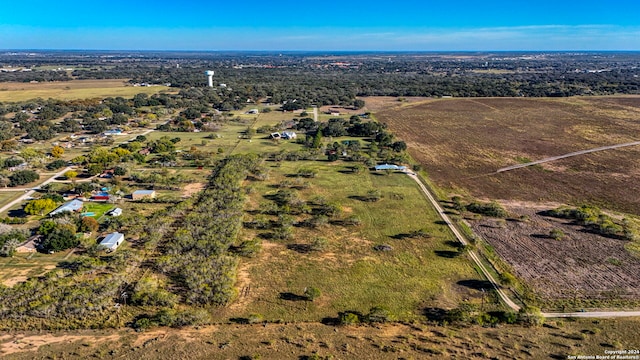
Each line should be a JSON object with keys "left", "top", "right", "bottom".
{"left": 496, "top": 141, "right": 640, "bottom": 173}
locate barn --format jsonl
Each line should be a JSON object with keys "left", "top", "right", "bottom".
{"left": 99, "top": 232, "right": 124, "bottom": 251}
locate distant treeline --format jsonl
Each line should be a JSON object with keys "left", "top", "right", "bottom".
{"left": 1, "top": 52, "right": 639, "bottom": 103}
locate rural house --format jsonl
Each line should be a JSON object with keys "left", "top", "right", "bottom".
{"left": 373, "top": 164, "right": 407, "bottom": 171}
{"left": 49, "top": 199, "right": 83, "bottom": 216}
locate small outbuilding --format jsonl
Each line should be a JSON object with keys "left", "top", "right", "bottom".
{"left": 281, "top": 131, "right": 297, "bottom": 140}
{"left": 108, "top": 208, "right": 122, "bottom": 217}
{"left": 99, "top": 232, "right": 124, "bottom": 251}
{"left": 131, "top": 190, "right": 156, "bottom": 200}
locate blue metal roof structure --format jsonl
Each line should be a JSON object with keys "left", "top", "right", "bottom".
{"left": 374, "top": 164, "right": 407, "bottom": 171}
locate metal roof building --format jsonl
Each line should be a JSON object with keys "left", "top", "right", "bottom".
{"left": 99, "top": 232, "right": 124, "bottom": 251}
{"left": 131, "top": 190, "right": 156, "bottom": 200}
{"left": 374, "top": 164, "right": 407, "bottom": 171}
{"left": 49, "top": 199, "right": 83, "bottom": 216}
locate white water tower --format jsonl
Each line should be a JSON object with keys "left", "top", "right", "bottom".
{"left": 205, "top": 70, "right": 214, "bottom": 87}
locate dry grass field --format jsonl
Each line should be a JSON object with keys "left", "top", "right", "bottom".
{"left": 0, "top": 79, "right": 172, "bottom": 102}
{"left": 3, "top": 319, "right": 640, "bottom": 359}
{"left": 376, "top": 96, "right": 640, "bottom": 214}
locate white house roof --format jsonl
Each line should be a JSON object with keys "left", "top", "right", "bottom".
{"left": 100, "top": 232, "right": 124, "bottom": 250}
{"left": 49, "top": 199, "right": 83, "bottom": 216}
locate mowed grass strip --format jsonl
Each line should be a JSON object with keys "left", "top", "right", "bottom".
{"left": 0, "top": 79, "right": 173, "bottom": 102}
{"left": 223, "top": 161, "right": 485, "bottom": 322}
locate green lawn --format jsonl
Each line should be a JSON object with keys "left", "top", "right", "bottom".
{"left": 81, "top": 202, "right": 113, "bottom": 219}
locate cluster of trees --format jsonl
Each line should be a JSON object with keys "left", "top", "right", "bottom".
{"left": 156, "top": 154, "right": 262, "bottom": 305}
{"left": 0, "top": 226, "right": 27, "bottom": 257}
{"left": 0, "top": 250, "right": 134, "bottom": 329}
{"left": 129, "top": 169, "right": 193, "bottom": 187}
{"left": 547, "top": 205, "right": 638, "bottom": 240}
{"left": 8, "top": 170, "right": 39, "bottom": 187}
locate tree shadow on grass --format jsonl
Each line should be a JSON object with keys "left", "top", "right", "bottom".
{"left": 423, "top": 307, "right": 448, "bottom": 322}
{"left": 7, "top": 208, "right": 27, "bottom": 218}
{"left": 279, "top": 292, "right": 308, "bottom": 301}
{"left": 287, "top": 243, "right": 312, "bottom": 253}
{"left": 434, "top": 250, "right": 460, "bottom": 258}
{"left": 444, "top": 240, "right": 463, "bottom": 248}
{"left": 229, "top": 317, "right": 249, "bottom": 324}
{"left": 456, "top": 279, "right": 494, "bottom": 291}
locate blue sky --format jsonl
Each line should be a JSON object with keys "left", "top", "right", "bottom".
{"left": 1, "top": 0, "right": 639, "bottom": 51}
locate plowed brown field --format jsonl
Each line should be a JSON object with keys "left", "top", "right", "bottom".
{"left": 376, "top": 97, "right": 640, "bottom": 214}
{"left": 469, "top": 203, "right": 640, "bottom": 304}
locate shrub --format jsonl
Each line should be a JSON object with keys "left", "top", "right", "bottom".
{"left": 310, "top": 237, "right": 328, "bottom": 251}
{"left": 367, "top": 306, "right": 394, "bottom": 323}
{"left": 549, "top": 228, "right": 565, "bottom": 241}
{"left": 363, "top": 189, "right": 382, "bottom": 202}
{"left": 339, "top": 311, "right": 361, "bottom": 325}
{"left": 518, "top": 306, "right": 545, "bottom": 327}
{"left": 247, "top": 313, "right": 264, "bottom": 324}
{"left": 466, "top": 201, "right": 508, "bottom": 218}
{"left": 304, "top": 287, "right": 321, "bottom": 301}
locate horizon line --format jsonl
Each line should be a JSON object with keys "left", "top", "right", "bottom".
{"left": 3, "top": 49, "right": 640, "bottom": 53}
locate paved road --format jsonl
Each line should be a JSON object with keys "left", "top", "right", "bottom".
{"left": 497, "top": 141, "right": 640, "bottom": 173}
{"left": 404, "top": 171, "right": 640, "bottom": 318}
{"left": 542, "top": 311, "right": 640, "bottom": 318}
{"left": 0, "top": 167, "right": 72, "bottom": 215}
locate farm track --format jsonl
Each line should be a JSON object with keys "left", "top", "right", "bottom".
{"left": 496, "top": 141, "right": 640, "bottom": 173}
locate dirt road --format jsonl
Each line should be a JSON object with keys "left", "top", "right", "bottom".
{"left": 497, "top": 140, "right": 640, "bottom": 173}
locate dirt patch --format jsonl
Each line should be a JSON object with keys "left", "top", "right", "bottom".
{"left": 364, "top": 96, "right": 431, "bottom": 112}
{"left": 470, "top": 204, "right": 640, "bottom": 301}
{"left": 182, "top": 182, "right": 205, "bottom": 197}
{"left": 1, "top": 333, "right": 121, "bottom": 356}
{"left": 228, "top": 265, "right": 252, "bottom": 311}
{"left": 378, "top": 97, "right": 640, "bottom": 213}
{"left": 1, "top": 265, "right": 56, "bottom": 288}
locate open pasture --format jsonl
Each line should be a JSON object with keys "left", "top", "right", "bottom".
{"left": 0, "top": 79, "right": 172, "bottom": 102}
{"left": 219, "top": 160, "right": 488, "bottom": 322}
